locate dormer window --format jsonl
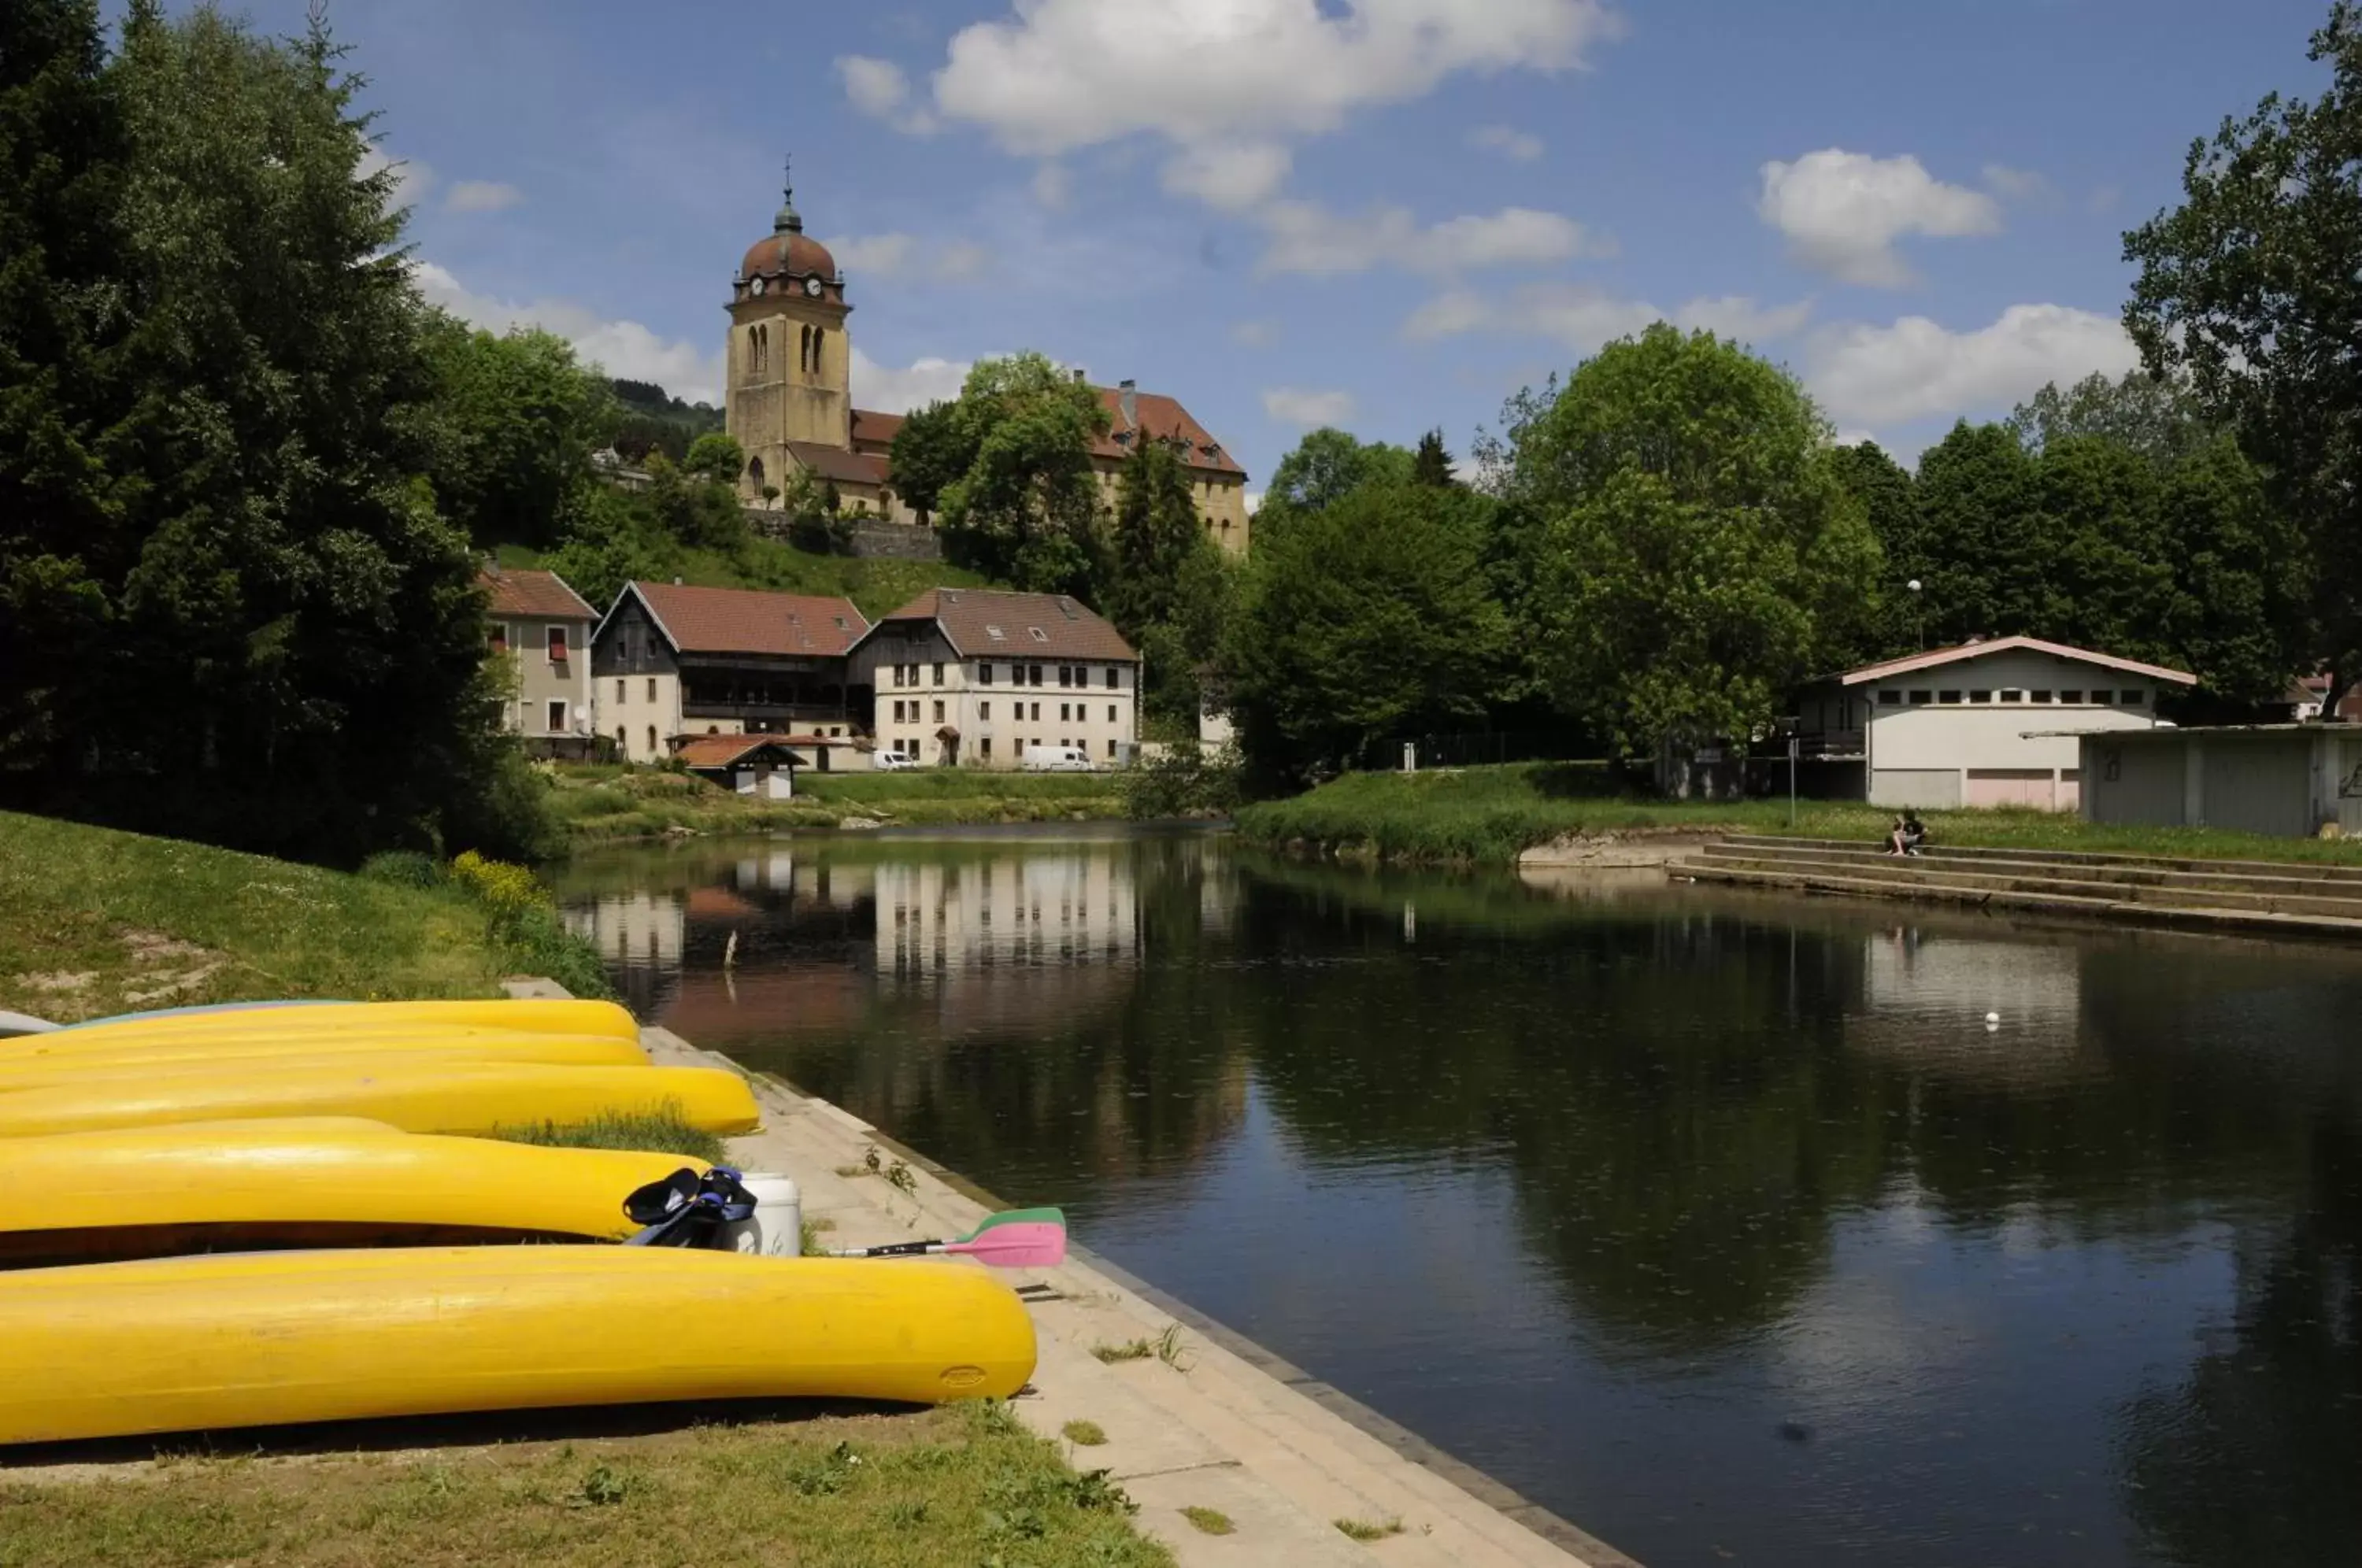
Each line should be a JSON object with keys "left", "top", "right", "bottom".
{"left": 1029, "top": 627, "right": 1049, "bottom": 642}
{"left": 987, "top": 625, "right": 1005, "bottom": 641}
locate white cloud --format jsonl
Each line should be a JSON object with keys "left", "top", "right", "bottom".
{"left": 927, "top": 0, "right": 1619, "bottom": 156}
{"left": 359, "top": 143, "right": 434, "bottom": 210}
{"left": 1405, "top": 283, "right": 1811, "bottom": 350}
{"left": 1257, "top": 201, "right": 1595, "bottom": 277}
{"left": 1161, "top": 141, "right": 1294, "bottom": 212}
{"left": 1262, "top": 386, "right": 1357, "bottom": 427}
{"left": 1468, "top": 124, "right": 1544, "bottom": 161}
{"left": 836, "top": 54, "right": 935, "bottom": 133}
{"left": 824, "top": 233, "right": 990, "bottom": 282}
{"left": 1803, "top": 303, "right": 2140, "bottom": 425}
{"left": 1031, "top": 162, "right": 1074, "bottom": 209}
{"left": 1981, "top": 163, "right": 2053, "bottom": 203}
{"left": 411, "top": 261, "right": 724, "bottom": 401}
{"left": 1244, "top": 490, "right": 1264, "bottom": 516}
{"left": 850, "top": 347, "right": 974, "bottom": 413}
{"left": 1229, "top": 319, "right": 1278, "bottom": 348}
{"left": 444, "top": 179, "right": 522, "bottom": 214}
{"left": 1757, "top": 149, "right": 2001, "bottom": 287}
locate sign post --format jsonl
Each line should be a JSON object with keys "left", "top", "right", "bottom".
{"left": 1787, "top": 734, "right": 1801, "bottom": 828}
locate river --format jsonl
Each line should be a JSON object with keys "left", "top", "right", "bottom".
{"left": 555, "top": 826, "right": 2362, "bottom": 1568}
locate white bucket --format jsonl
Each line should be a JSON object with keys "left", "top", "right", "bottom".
{"left": 715, "top": 1173, "right": 802, "bottom": 1256}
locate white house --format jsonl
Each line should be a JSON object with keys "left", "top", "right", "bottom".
{"left": 847, "top": 588, "right": 1138, "bottom": 769}
{"left": 1791, "top": 637, "right": 2195, "bottom": 810}
{"left": 479, "top": 566, "right": 598, "bottom": 745}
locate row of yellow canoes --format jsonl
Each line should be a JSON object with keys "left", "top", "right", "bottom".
{"left": 0, "top": 999, "right": 1039, "bottom": 1444}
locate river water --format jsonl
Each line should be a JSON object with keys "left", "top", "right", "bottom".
{"left": 556, "top": 827, "right": 2362, "bottom": 1568}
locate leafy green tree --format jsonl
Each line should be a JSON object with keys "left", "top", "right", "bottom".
{"left": 545, "top": 483, "right": 678, "bottom": 611}
{"left": 641, "top": 451, "right": 746, "bottom": 552}
{"left": 2007, "top": 369, "right": 2214, "bottom": 464}
{"left": 1828, "top": 442, "right": 1923, "bottom": 656}
{"left": 1911, "top": 421, "right": 2051, "bottom": 645}
{"left": 2123, "top": 1, "right": 2362, "bottom": 708}
{"left": 1502, "top": 325, "right": 1880, "bottom": 758}
{"left": 1107, "top": 436, "right": 1205, "bottom": 633}
{"left": 933, "top": 352, "right": 1110, "bottom": 596}
{"left": 1253, "top": 427, "right": 1412, "bottom": 549}
{"left": 2159, "top": 435, "right": 2309, "bottom": 710}
{"left": 418, "top": 319, "right": 616, "bottom": 547}
{"left": 885, "top": 398, "right": 977, "bottom": 523}
{"left": 1223, "top": 482, "right": 1506, "bottom": 781}
{"left": 681, "top": 431, "right": 745, "bottom": 487}
{"left": 1412, "top": 429, "right": 1458, "bottom": 488}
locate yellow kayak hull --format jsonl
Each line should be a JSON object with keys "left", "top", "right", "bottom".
{"left": 0, "top": 1248, "right": 1037, "bottom": 1444}
{"left": 0, "top": 1036, "right": 649, "bottom": 1092}
{"left": 43, "top": 998, "right": 639, "bottom": 1045}
{"left": 0, "top": 1121, "right": 698, "bottom": 1264}
{"left": 0, "top": 1062, "right": 760, "bottom": 1140}
{"left": 4, "top": 1022, "right": 646, "bottom": 1062}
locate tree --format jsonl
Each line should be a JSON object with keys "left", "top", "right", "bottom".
{"left": 1911, "top": 421, "right": 2052, "bottom": 645}
{"left": 417, "top": 319, "right": 616, "bottom": 546}
{"left": 1253, "top": 427, "right": 1412, "bottom": 549}
{"left": 885, "top": 398, "right": 977, "bottom": 523}
{"left": 932, "top": 352, "right": 1110, "bottom": 597}
{"left": 2007, "top": 369, "right": 2214, "bottom": 464}
{"left": 1223, "top": 483, "right": 1507, "bottom": 782}
{"left": 1412, "top": 429, "right": 1458, "bottom": 488}
{"left": 0, "top": 3, "right": 550, "bottom": 862}
{"left": 681, "top": 431, "right": 745, "bottom": 487}
{"left": 1109, "top": 435, "right": 1233, "bottom": 734}
{"left": 2124, "top": 1, "right": 2362, "bottom": 708}
{"left": 1827, "top": 441, "right": 1923, "bottom": 657}
{"left": 1501, "top": 325, "right": 1880, "bottom": 758}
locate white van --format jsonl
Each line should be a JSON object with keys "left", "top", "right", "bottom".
{"left": 873, "top": 749, "right": 920, "bottom": 771}
{"left": 1021, "top": 745, "right": 1094, "bottom": 772}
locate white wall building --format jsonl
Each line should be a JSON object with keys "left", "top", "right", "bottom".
{"left": 2077, "top": 723, "right": 2362, "bottom": 838}
{"left": 848, "top": 588, "right": 1138, "bottom": 769}
{"left": 480, "top": 567, "right": 597, "bottom": 741}
{"left": 1793, "top": 637, "right": 2195, "bottom": 810}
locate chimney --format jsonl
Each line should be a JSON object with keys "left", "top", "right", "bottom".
{"left": 1118, "top": 378, "right": 1137, "bottom": 429}
{"left": 673, "top": 575, "right": 684, "bottom": 586}
{"left": 1071, "top": 368, "right": 1087, "bottom": 385}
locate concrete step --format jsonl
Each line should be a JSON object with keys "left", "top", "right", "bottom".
{"left": 1721, "top": 834, "right": 2362, "bottom": 886}
{"left": 1695, "top": 842, "right": 2362, "bottom": 915}
{"left": 1677, "top": 860, "right": 2362, "bottom": 941}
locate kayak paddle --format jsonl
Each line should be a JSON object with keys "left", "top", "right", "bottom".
{"left": 825, "top": 1206, "right": 1066, "bottom": 1269}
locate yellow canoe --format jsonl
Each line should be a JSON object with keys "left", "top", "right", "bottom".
{"left": 0, "top": 1036, "right": 649, "bottom": 1092}
{"left": 39, "top": 998, "right": 638, "bottom": 1045}
{"left": 0, "top": 1062, "right": 760, "bottom": 1140}
{"left": 4, "top": 1022, "right": 646, "bottom": 1063}
{"left": 0, "top": 1120, "right": 700, "bottom": 1266}
{"left": 0, "top": 1247, "right": 1036, "bottom": 1444}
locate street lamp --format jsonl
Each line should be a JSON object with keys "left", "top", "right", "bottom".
{"left": 1907, "top": 579, "right": 1924, "bottom": 651}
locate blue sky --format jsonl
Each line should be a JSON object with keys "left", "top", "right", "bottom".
{"left": 169, "top": 0, "right": 2341, "bottom": 491}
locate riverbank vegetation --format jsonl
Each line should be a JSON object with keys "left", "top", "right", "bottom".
{"left": 0, "top": 811, "right": 605, "bottom": 1025}
{"left": 0, "top": 1399, "right": 1168, "bottom": 1568}
{"left": 1236, "top": 764, "right": 2362, "bottom": 868}
{"left": 546, "top": 764, "right": 1127, "bottom": 842}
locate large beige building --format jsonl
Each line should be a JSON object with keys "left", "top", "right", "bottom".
{"left": 480, "top": 567, "right": 596, "bottom": 741}
{"left": 725, "top": 170, "right": 1251, "bottom": 554}
{"left": 847, "top": 588, "right": 1138, "bottom": 769}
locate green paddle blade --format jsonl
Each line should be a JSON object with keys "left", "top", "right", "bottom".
{"left": 960, "top": 1207, "right": 1064, "bottom": 1243}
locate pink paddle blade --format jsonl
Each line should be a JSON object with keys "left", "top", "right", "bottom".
{"left": 944, "top": 1220, "right": 1065, "bottom": 1269}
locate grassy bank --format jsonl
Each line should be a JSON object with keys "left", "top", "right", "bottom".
{"left": 1235, "top": 762, "right": 2362, "bottom": 867}
{"left": 550, "top": 764, "right": 1128, "bottom": 842}
{"left": 0, "top": 1400, "right": 1168, "bottom": 1568}
{"left": 0, "top": 812, "right": 605, "bottom": 1023}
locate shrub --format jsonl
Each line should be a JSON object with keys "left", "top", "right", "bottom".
{"left": 1124, "top": 744, "right": 1242, "bottom": 819}
{"left": 449, "top": 849, "right": 549, "bottom": 934}
{"left": 357, "top": 849, "right": 442, "bottom": 889}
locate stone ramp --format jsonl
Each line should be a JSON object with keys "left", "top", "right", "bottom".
{"left": 642, "top": 1026, "right": 1630, "bottom": 1568}
{"left": 1673, "top": 836, "right": 2362, "bottom": 940}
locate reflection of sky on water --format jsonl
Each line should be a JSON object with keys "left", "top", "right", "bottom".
{"left": 556, "top": 835, "right": 2362, "bottom": 1568}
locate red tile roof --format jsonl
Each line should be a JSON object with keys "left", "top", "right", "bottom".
{"left": 673, "top": 734, "right": 805, "bottom": 770}
{"left": 479, "top": 568, "right": 596, "bottom": 621}
{"left": 784, "top": 440, "right": 890, "bottom": 487}
{"left": 1835, "top": 636, "right": 2197, "bottom": 686}
{"left": 844, "top": 383, "right": 1246, "bottom": 483}
{"left": 871, "top": 587, "right": 1137, "bottom": 663}
{"left": 850, "top": 409, "right": 904, "bottom": 451}
{"left": 631, "top": 582, "right": 869, "bottom": 658}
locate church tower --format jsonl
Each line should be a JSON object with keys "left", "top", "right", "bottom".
{"left": 725, "top": 161, "right": 853, "bottom": 501}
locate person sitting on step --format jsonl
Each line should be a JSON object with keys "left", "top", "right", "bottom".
{"left": 1886, "top": 811, "right": 1927, "bottom": 857}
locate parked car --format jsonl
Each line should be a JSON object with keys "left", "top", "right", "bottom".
{"left": 1021, "top": 745, "right": 1095, "bottom": 772}
{"left": 874, "top": 749, "right": 920, "bottom": 770}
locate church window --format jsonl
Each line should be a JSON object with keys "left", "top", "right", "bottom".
{"left": 812, "top": 327, "right": 826, "bottom": 376}
{"left": 799, "top": 324, "right": 812, "bottom": 377}
{"left": 748, "top": 456, "right": 765, "bottom": 487}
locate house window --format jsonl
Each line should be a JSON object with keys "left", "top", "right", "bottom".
{"left": 1058, "top": 665, "right": 1072, "bottom": 688}
{"left": 933, "top": 701, "right": 945, "bottom": 723}
{"left": 2031, "top": 690, "right": 2053, "bottom": 704}
{"left": 981, "top": 738, "right": 992, "bottom": 759}
{"left": 987, "top": 625, "right": 1005, "bottom": 642}
{"left": 546, "top": 700, "right": 567, "bottom": 732}
{"left": 933, "top": 662, "right": 944, "bottom": 686}
{"left": 1908, "top": 690, "right": 1933, "bottom": 705}
{"left": 646, "top": 678, "right": 656, "bottom": 702}
{"left": 615, "top": 679, "right": 625, "bottom": 704}
{"left": 488, "top": 624, "right": 508, "bottom": 653}
{"left": 645, "top": 726, "right": 657, "bottom": 756}
{"left": 547, "top": 626, "right": 568, "bottom": 660}
{"left": 893, "top": 665, "right": 905, "bottom": 687}
{"left": 1107, "top": 738, "right": 1117, "bottom": 758}
{"left": 1105, "top": 667, "right": 1119, "bottom": 689}
{"left": 1030, "top": 664, "right": 1044, "bottom": 685}
{"left": 1029, "top": 627, "right": 1049, "bottom": 642}
{"left": 616, "top": 726, "right": 627, "bottom": 747}
{"left": 1107, "top": 704, "right": 1116, "bottom": 723}
{"left": 1938, "top": 690, "right": 1962, "bottom": 704}
{"left": 1031, "top": 702, "right": 1042, "bottom": 721}
{"left": 1878, "top": 690, "right": 1901, "bottom": 706}
{"left": 2093, "top": 690, "right": 2116, "bottom": 705}
{"left": 979, "top": 664, "right": 995, "bottom": 685}
{"left": 980, "top": 702, "right": 990, "bottom": 720}
{"left": 2000, "top": 689, "right": 2023, "bottom": 702}
{"left": 1969, "top": 690, "right": 1991, "bottom": 704}
{"left": 2060, "top": 690, "right": 2083, "bottom": 704}
{"left": 1060, "top": 703, "right": 1071, "bottom": 722}
{"left": 2122, "top": 689, "right": 2145, "bottom": 706}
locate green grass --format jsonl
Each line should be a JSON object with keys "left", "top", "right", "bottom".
{"left": 0, "top": 812, "right": 603, "bottom": 1024}
{"left": 1236, "top": 763, "right": 2362, "bottom": 868}
{"left": 1335, "top": 1515, "right": 1405, "bottom": 1542}
{"left": 495, "top": 538, "right": 994, "bottom": 623}
{"left": 0, "top": 1401, "right": 1171, "bottom": 1568}
{"left": 1061, "top": 1420, "right": 1108, "bottom": 1448}
{"left": 1179, "top": 1506, "right": 1235, "bottom": 1536}
{"left": 546, "top": 763, "right": 1128, "bottom": 842}
{"left": 1090, "top": 1339, "right": 1156, "bottom": 1365}
{"left": 488, "top": 1108, "right": 727, "bottom": 1163}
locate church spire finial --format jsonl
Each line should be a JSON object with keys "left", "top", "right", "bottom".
{"left": 774, "top": 154, "right": 802, "bottom": 235}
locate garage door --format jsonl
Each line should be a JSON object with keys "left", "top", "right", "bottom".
{"left": 1965, "top": 769, "right": 2058, "bottom": 810}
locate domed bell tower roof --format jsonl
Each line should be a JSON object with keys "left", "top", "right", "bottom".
{"left": 737, "top": 156, "right": 840, "bottom": 294}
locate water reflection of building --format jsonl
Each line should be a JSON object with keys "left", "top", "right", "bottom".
{"left": 568, "top": 893, "right": 685, "bottom": 973}
{"left": 874, "top": 853, "right": 1137, "bottom": 981}
{"left": 1846, "top": 927, "right": 2097, "bottom": 1085}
